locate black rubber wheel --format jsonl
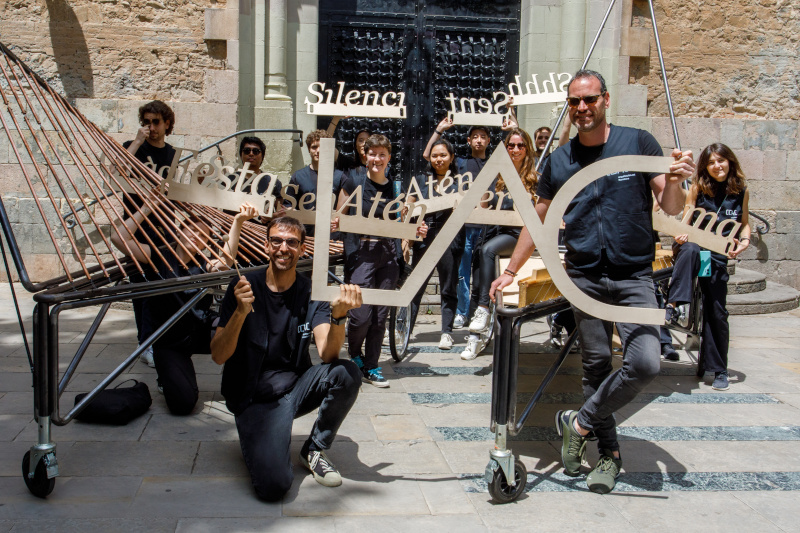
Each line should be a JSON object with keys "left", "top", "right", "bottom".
{"left": 389, "top": 303, "right": 413, "bottom": 362}
{"left": 22, "top": 451, "right": 55, "bottom": 499}
{"left": 488, "top": 459, "right": 527, "bottom": 504}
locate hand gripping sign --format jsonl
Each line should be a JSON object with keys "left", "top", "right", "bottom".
{"left": 312, "top": 138, "right": 730, "bottom": 326}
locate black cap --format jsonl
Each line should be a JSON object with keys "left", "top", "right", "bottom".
{"left": 467, "top": 125, "right": 491, "bottom": 138}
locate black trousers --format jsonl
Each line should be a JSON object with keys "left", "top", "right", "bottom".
{"left": 235, "top": 360, "right": 361, "bottom": 502}
{"left": 667, "top": 242, "right": 730, "bottom": 372}
{"left": 153, "top": 328, "right": 211, "bottom": 415}
{"left": 410, "top": 227, "right": 465, "bottom": 334}
{"left": 471, "top": 232, "right": 518, "bottom": 308}
{"left": 347, "top": 238, "right": 399, "bottom": 369}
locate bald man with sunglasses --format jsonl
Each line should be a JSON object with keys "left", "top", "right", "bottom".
{"left": 491, "top": 69, "right": 695, "bottom": 494}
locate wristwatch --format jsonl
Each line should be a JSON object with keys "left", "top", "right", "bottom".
{"left": 330, "top": 314, "right": 347, "bottom": 326}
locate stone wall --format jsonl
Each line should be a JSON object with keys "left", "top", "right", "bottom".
{"left": 617, "top": 0, "right": 800, "bottom": 289}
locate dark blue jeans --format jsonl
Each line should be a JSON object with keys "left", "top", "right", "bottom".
{"left": 571, "top": 272, "right": 661, "bottom": 452}
{"left": 234, "top": 360, "right": 361, "bottom": 502}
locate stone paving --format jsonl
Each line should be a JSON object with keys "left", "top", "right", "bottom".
{"left": 1, "top": 282, "right": 800, "bottom": 532}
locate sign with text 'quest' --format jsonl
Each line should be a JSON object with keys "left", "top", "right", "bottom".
{"left": 448, "top": 72, "right": 571, "bottom": 126}
{"left": 304, "top": 82, "right": 406, "bottom": 119}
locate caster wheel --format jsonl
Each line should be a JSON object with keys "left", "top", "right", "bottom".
{"left": 22, "top": 451, "right": 55, "bottom": 498}
{"left": 488, "top": 459, "right": 527, "bottom": 504}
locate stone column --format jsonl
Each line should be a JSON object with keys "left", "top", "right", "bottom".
{"left": 264, "top": 0, "right": 292, "bottom": 101}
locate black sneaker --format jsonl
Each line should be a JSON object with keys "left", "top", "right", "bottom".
{"left": 662, "top": 343, "right": 679, "bottom": 361}
{"left": 586, "top": 449, "right": 622, "bottom": 494}
{"left": 301, "top": 450, "right": 342, "bottom": 487}
{"left": 712, "top": 371, "right": 730, "bottom": 391}
{"left": 362, "top": 367, "right": 389, "bottom": 388}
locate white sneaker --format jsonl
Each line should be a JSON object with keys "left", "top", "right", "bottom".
{"left": 453, "top": 314, "right": 466, "bottom": 329}
{"left": 382, "top": 328, "right": 390, "bottom": 346}
{"left": 460, "top": 337, "right": 480, "bottom": 360}
{"left": 468, "top": 307, "right": 491, "bottom": 333}
{"left": 139, "top": 345, "right": 155, "bottom": 368}
{"left": 439, "top": 333, "right": 454, "bottom": 350}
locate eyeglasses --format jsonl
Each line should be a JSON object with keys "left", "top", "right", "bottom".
{"left": 141, "top": 118, "right": 161, "bottom": 126}
{"left": 506, "top": 142, "right": 526, "bottom": 150}
{"left": 566, "top": 94, "right": 604, "bottom": 108}
{"left": 242, "top": 147, "right": 262, "bottom": 156}
{"left": 268, "top": 236, "right": 301, "bottom": 250}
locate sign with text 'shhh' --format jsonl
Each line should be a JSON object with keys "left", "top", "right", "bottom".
{"left": 305, "top": 82, "right": 406, "bottom": 119}
{"left": 448, "top": 72, "right": 571, "bottom": 126}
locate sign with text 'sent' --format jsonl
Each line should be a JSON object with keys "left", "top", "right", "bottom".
{"left": 304, "top": 82, "right": 406, "bottom": 118}
{"left": 312, "top": 138, "right": 734, "bottom": 326}
{"left": 447, "top": 72, "right": 571, "bottom": 126}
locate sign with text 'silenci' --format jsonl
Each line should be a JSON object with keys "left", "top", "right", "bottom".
{"left": 304, "top": 82, "right": 406, "bottom": 118}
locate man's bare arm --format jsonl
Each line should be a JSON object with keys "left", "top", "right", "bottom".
{"left": 210, "top": 278, "right": 254, "bottom": 365}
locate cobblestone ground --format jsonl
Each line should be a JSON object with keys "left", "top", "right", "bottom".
{"left": 1, "top": 283, "right": 799, "bottom": 532}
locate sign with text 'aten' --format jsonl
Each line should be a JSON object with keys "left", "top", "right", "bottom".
{"left": 304, "top": 82, "right": 406, "bottom": 118}
{"left": 312, "top": 138, "right": 735, "bottom": 325}
{"left": 448, "top": 72, "right": 571, "bottom": 126}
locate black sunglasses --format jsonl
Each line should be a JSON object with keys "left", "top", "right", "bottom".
{"left": 141, "top": 118, "right": 161, "bottom": 126}
{"left": 566, "top": 94, "right": 604, "bottom": 108}
{"left": 242, "top": 147, "right": 263, "bottom": 155}
{"left": 268, "top": 236, "right": 301, "bottom": 250}
{"left": 506, "top": 142, "right": 526, "bottom": 150}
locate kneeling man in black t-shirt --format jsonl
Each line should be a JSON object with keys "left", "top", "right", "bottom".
{"left": 211, "top": 216, "right": 362, "bottom": 501}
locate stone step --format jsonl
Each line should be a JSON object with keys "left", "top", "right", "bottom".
{"left": 728, "top": 281, "right": 800, "bottom": 315}
{"left": 727, "top": 267, "right": 766, "bottom": 295}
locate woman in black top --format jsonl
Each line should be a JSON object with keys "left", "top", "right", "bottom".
{"left": 464, "top": 128, "right": 538, "bottom": 360}
{"left": 405, "top": 138, "right": 465, "bottom": 350}
{"left": 666, "top": 143, "right": 751, "bottom": 391}
{"left": 333, "top": 135, "right": 427, "bottom": 387}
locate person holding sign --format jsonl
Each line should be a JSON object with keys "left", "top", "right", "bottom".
{"left": 490, "top": 69, "right": 695, "bottom": 493}
{"left": 110, "top": 199, "right": 258, "bottom": 415}
{"left": 463, "top": 128, "right": 538, "bottom": 360}
{"left": 211, "top": 217, "right": 363, "bottom": 501}
{"left": 665, "top": 143, "right": 750, "bottom": 391}
{"left": 333, "top": 135, "right": 427, "bottom": 387}
{"left": 406, "top": 138, "right": 465, "bottom": 350}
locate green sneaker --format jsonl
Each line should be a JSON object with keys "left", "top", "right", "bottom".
{"left": 586, "top": 449, "right": 622, "bottom": 494}
{"left": 555, "top": 410, "right": 586, "bottom": 477}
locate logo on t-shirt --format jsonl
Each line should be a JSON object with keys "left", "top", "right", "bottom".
{"left": 725, "top": 209, "right": 739, "bottom": 217}
{"left": 298, "top": 322, "right": 311, "bottom": 339}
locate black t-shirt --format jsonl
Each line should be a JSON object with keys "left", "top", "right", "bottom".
{"left": 457, "top": 156, "right": 486, "bottom": 232}
{"left": 537, "top": 124, "right": 663, "bottom": 275}
{"left": 289, "top": 165, "right": 344, "bottom": 209}
{"left": 340, "top": 171, "right": 395, "bottom": 220}
{"left": 123, "top": 140, "right": 176, "bottom": 179}
{"left": 141, "top": 252, "right": 211, "bottom": 346}
{"left": 217, "top": 273, "right": 330, "bottom": 404}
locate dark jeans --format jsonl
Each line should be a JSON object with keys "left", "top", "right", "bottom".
{"left": 472, "top": 233, "right": 518, "bottom": 308}
{"left": 235, "top": 360, "right": 361, "bottom": 502}
{"left": 347, "top": 238, "right": 399, "bottom": 369}
{"left": 153, "top": 329, "right": 211, "bottom": 415}
{"left": 410, "top": 227, "right": 465, "bottom": 334}
{"left": 668, "top": 242, "right": 730, "bottom": 372}
{"left": 571, "top": 272, "right": 661, "bottom": 452}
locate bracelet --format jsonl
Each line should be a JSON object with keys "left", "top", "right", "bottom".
{"left": 504, "top": 268, "right": 517, "bottom": 278}
{"left": 741, "top": 237, "right": 751, "bottom": 242}
{"left": 435, "top": 130, "right": 443, "bottom": 135}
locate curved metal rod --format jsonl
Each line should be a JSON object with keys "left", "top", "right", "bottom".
{"left": 748, "top": 210, "right": 770, "bottom": 235}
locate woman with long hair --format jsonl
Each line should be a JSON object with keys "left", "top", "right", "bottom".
{"left": 666, "top": 143, "right": 751, "bottom": 391}
{"left": 406, "top": 138, "right": 466, "bottom": 350}
{"left": 463, "top": 128, "right": 538, "bottom": 360}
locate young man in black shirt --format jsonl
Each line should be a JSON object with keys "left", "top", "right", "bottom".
{"left": 122, "top": 100, "right": 178, "bottom": 367}
{"left": 288, "top": 130, "right": 343, "bottom": 236}
{"left": 491, "top": 69, "right": 695, "bottom": 493}
{"left": 211, "top": 216, "right": 362, "bottom": 501}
